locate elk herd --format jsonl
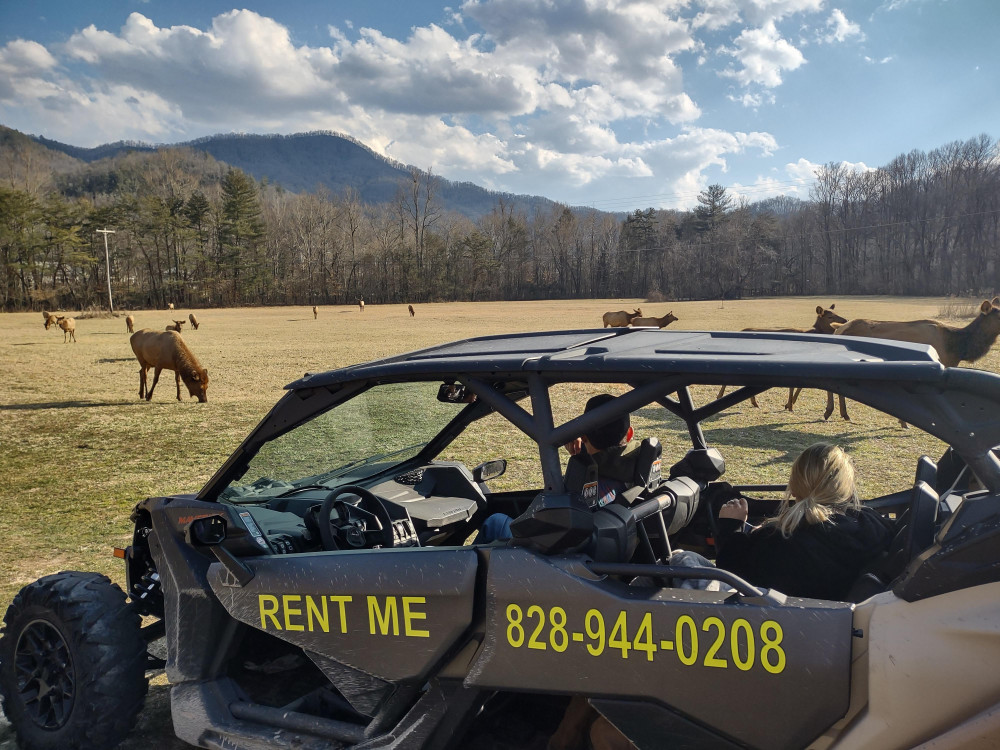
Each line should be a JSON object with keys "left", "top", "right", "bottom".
{"left": 31, "top": 297, "right": 1000, "bottom": 419}
{"left": 602, "top": 307, "right": 678, "bottom": 328}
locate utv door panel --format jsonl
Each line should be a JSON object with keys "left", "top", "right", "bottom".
{"left": 208, "top": 547, "right": 477, "bottom": 682}
{"left": 468, "top": 549, "right": 854, "bottom": 750}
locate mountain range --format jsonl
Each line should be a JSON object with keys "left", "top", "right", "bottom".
{"left": 16, "top": 128, "right": 568, "bottom": 219}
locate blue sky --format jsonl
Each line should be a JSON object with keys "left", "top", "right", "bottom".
{"left": 1, "top": 0, "right": 996, "bottom": 211}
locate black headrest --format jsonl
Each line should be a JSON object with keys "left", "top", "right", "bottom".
{"left": 669, "top": 448, "right": 725, "bottom": 484}
{"left": 632, "top": 437, "right": 662, "bottom": 490}
{"left": 914, "top": 455, "right": 937, "bottom": 487}
{"left": 904, "top": 480, "right": 939, "bottom": 562}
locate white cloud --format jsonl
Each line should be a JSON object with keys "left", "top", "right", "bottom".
{"left": 0, "top": 3, "right": 858, "bottom": 207}
{"left": 719, "top": 20, "right": 806, "bottom": 88}
{"left": 692, "top": 0, "right": 824, "bottom": 30}
{"left": 785, "top": 157, "right": 821, "bottom": 182}
{"left": 819, "top": 9, "right": 864, "bottom": 44}
{"left": 864, "top": 55, "right": 893, "bottom": 64}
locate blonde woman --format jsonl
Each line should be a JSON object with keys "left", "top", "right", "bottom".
{"left": 715, "top": 443, "right": 895, "bottom": 600}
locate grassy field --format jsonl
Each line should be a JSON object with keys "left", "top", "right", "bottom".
{"left": 2, "top": 295, "right": 996, "bottom": 605}
{"left": 1, "top": 295, "right": 998, "bottom": 748}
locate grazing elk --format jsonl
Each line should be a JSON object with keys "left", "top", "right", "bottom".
{"left": 166, "top": 320, "right": 186, "bottom": 333}
{"left": 631, "top": 311, "right": 678, "bottom": 328}
{"left": 826, "top": 298, "right": 1000, "bottom": 424}
{"left": 44, "top": 312, "right": 60, "bottom": 330}
{"left": 130, "top": 329, "right": 209, "bottom": 402}
{"left": 126, "top": 314, "right": 135, "bottom": 333}
{"left": 408, "top": 304, "right": 415, "bottom": 317}
{"left": 602, "top": 308, "right": 643, "bottom": 327}
{"left": 188, "top": 313, "right": 199, "bottom": 330}
{"left": 56, "top": 316, "right": 76, "bottom": 343}
{"left": 718, "top": 304, "right": 847, "bottom": 409}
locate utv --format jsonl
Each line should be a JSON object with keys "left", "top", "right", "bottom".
{"left": 3, "top": 328, "right": 1000, "bottom": 750}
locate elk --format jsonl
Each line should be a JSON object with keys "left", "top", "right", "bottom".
{"left": 44, "top": 312, "right": 60, "bottom": 330}
{"left": 718, "top": 305, "right": 847, "bottom": 408}
{"left": 408, "top": 304, "right": 415, "bottom": 317}
{"left": 126, "top": 315, "right": 135, "bottom": 333}
{"left": 602, "top": 308, "right": 643, "bottom": 327}
{"left": 56, "top": 316, "right": 76, "bottom": 343}
{"left": 166, "top": 320, "right": 186, "bottom": 333}
{"left": 825, "top": 298, "right": 1000, "bottom": 424}
{"left": 130, "top": 329, "right": 209, "bottom": 402}
{"left": 188, "top": 313, "right": 199, "bottom": 330}
{"left": 358, "top": 298, "right": 365, "bottom": 312}
{"left": 313, "top": 306, "right": 318, "bottom": 319}
{"left": 631, "top": 311, "right": 678, "bottom": 328}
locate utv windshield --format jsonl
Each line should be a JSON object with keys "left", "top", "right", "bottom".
{"left": 219, "top": 381, "right": 466, "bottom": 502}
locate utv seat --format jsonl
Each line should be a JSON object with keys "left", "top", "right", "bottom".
{"left": 846, "top": 458, "right": 941, "bottom": 603}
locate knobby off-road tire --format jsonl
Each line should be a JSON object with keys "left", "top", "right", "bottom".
{"left": 0, "top": 571, "right": 149, "bottom": 750}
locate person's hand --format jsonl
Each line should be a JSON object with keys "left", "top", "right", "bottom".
{"left": 719, "top": 497, "right": 748, "bottom": 522}
{"left": 564, "top": 437, "right": 583, "bottom": 456}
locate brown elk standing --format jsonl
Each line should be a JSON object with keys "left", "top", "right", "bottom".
{"left": 313, "top": 306, "right": 318, "bottom": 319}
{"left": 167, "top": 302, "right": 175, "bottom": 310}
{"left": 358, "top": 298, "right": 365, "bottom": 312}
{"left": 602, "top": 308, "right": 643, "bottom": 327}
{"left": 717, "top": 305, "right": 847, "bottom": 408}
{"left": 630, "top": 311, "right": 678, "bottom": 328}
{"left": 130, "top": 329, "right": 209, "bottom": 402}
{"left": 126, "top": 314, "right": 135, "bottom": 333}
{"left": 408, "top": 304, "right": 415, "bottom": 317}
{"left": 56, "top": 316, "right": 76, "bottom": 343}
{"left": 825, "top": 298, "right": 1000, "bottom": 425}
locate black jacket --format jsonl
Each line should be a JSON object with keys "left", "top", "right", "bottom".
{"left": 715, "top": 506, "right": 896, "bottom": 600}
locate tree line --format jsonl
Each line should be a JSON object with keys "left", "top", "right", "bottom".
{"left": 2, "top": 133, "right": 998, "bottom": 312}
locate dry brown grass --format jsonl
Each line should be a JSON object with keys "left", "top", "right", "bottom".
{"left": 3, "top": 295, "right": 998, "bottom": 603}
{"left": 4, "top": 295, "right": 999, "bottom": 603}
{"left": 2, "top": 295, "right": 999, "bottom": 748}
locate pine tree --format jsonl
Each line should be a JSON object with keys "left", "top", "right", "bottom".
{"left": 218, "top": 169, "right": 264, "bottom": 304}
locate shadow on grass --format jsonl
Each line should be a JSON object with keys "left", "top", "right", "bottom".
{"left": 98, "top": 357, "right": 136, "bottom": 363}
{"left": 701, "top": 422, "right": 899, "bottom": 465}
{"left": 0, "top": 400, "right": 137, "bottom": 411}
{"left": 632, "top": 402, "right": 901, "bottom": 460}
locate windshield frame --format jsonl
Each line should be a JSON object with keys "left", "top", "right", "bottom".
{"left": 198, "top": 378, "right": 488, "bottom": 502}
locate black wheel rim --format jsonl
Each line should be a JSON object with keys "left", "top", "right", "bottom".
{"left": 14, "top": 619, "right": 76, "bottom": 730}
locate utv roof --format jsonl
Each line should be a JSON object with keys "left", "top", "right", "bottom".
{"left": 283, "top": 329, "right": 1000, "bottom": 475}
{"left": 289, "top": 328, "right": 952, "bottom": 389}
{"left": 203, "top": 329, "right": 1000, "bottom": 500}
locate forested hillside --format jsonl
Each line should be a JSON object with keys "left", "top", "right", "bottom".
{"left": 1, "top": 125, "right": 998, "bottom": 312}
{"left": 31, "top": 130, "right": 557, "bottom": 219}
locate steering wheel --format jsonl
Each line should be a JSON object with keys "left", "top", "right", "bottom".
{"left": 318, "top": 486, "right": 395, "bottom": 551}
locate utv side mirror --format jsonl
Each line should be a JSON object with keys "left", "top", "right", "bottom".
{"left": 473, "top": 459, "right": 508, "bottom": 484}
{"left": 187, "top": 515, "right": 228, "bottom": 546}
{"left": 186, "top": 515, "right": 254, "bottom": 587}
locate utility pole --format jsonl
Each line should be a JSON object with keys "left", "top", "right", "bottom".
{"left": 97, "top": 228, "right": 115, "bottom": 313}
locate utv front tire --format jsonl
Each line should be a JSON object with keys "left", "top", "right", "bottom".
{"left": 0, "top": 572, "right": 149, "bottom": 750}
